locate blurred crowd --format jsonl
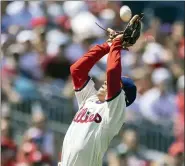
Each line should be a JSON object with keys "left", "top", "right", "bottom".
{"left": 1, "top": 1, "right": 184, "bottom": 166}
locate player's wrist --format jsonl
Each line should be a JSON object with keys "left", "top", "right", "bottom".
{"left": 112, "top": 37, "right": 123, "bottom": 47}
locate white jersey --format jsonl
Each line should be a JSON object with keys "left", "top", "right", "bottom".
{"left": 61, "top": 79, "right": 126, "bottom": 166}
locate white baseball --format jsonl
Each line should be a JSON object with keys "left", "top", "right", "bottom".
{"left": 120, "top": 5, "right": 132, "bottom": 22}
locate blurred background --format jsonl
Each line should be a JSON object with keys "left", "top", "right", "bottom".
{"left": 1, "top": 1, "right": 184, "bottom": 166}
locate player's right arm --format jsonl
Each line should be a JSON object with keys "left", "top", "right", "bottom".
{"left": 70, "top": 43, "right": 110, "bottom": 105}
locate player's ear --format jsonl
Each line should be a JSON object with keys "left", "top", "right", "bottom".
{"left": 120, "top": 81, "right": 123, "bottom": 88}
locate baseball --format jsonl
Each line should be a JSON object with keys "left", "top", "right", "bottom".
{"left": 120, "top": 5, "right": 132, "bottom": 22}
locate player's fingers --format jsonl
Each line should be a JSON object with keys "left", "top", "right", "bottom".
{"left": 107, "top": 28, "right": 117, "bottom": 37}
{"left": 107, "top": 28, "right": 114, "bottom": 33}
{"left": 130, "top": 15, "right": 139, "bottom": 24}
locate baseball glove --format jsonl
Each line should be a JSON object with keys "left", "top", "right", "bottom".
{"left": 107, "top": 13, "right": 144, "bottom": 49}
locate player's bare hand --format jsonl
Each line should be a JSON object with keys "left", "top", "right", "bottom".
{"left": 107, "top": 28, "right": 123, "bottom": 42}
{"left": 107, "top": 28, "right": 116, "bottom": 37}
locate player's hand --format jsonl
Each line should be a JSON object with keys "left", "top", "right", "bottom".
{"left": 107, "top": 28, "right": 129, "bottom": 50}
{"left": 107, "top": 28, "right": 123, "bottom": 42}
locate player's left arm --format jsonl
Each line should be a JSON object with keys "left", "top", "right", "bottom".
{"left": 103, "top": 37, "right": 126, "bottom": 136}
{"left": 106, "top": 38, "right": 122, "bottom": 101}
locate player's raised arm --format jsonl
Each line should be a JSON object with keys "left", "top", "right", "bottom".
{"left": 70, "top": 43, "right": 110, "bottom": 90}
{"left": 106, "top": 37, "right": 123, "bottom": 101}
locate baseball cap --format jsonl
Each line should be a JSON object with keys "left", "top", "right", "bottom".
{"left": 121, "top": 77, "right": 137, "bottom": 107}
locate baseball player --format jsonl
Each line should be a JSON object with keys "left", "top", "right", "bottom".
{"left": 61, "top": 14, "right": 143, "bottom": 166}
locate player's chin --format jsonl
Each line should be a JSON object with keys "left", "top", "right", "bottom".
{"left": 97, "top": 90, "right": 106, "bottom": 101}
{"left": 98, "top": 88, "right": 105, "bottom": 95}
{"left": 97, "top": 95, "right": 106, "bottom": 102}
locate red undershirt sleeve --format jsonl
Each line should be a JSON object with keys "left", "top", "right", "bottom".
{"left": 106, "top": 38, "right": 122, "bottom": 101}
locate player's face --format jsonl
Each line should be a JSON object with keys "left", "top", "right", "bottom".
{"left": 97, "top": 81, "right": 107, "bottom": 102}
{"left": 97, "top": 81, "right": 123, "bottom": 102}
